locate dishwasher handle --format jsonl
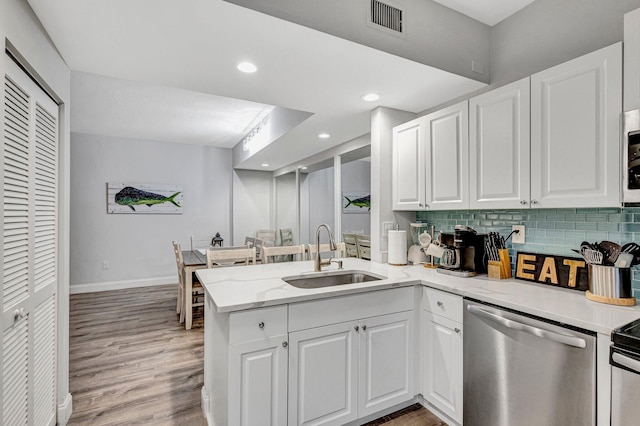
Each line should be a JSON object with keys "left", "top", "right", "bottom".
{"left": 613, "top": 352, "right": 640, "bottom": 374}
{"left": 467, "top": 305, "right": 587, "bottom": 349}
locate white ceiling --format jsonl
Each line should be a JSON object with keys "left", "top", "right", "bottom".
{"left": 27, "top": 0, "right": 489, "bottom": 170}
{"left": 433, "top": 0, "right": 536, "bottom": 26}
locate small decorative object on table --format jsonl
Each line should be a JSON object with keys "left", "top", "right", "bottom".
{"left": 211, "top": 233, "right": 224, "bottom": 247}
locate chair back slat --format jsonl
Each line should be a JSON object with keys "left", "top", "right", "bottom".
{"left": 262, "top": 245, "right": 305, "bottom": 263}
{"left": 306, "top": 242, "right": 346, "bottom": 260}
{"left": 207, "top": 247, "right": 256, "bottom": 268}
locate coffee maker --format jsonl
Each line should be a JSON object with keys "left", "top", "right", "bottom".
{"left": 437, "top": 225, "right": 487, "bottom": 277}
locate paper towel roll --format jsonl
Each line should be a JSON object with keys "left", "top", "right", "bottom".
{"left": 388, "top": 230, "right": 407, "bottom": 265}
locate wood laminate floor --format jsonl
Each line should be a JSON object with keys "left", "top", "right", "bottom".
{"left": 68, "top": 284, "right": 446, "bottom": 425}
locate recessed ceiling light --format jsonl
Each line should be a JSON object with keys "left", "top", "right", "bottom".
{"left": 237, "top": 62, "right": 258, "bottom": 73}
{"left": 299, "top": 166, "right": 307, "bottom": 170}
{"left": 362, "top": 93, "right": 380, "bottom": 102}
{"left": 318, "top": 133, "right": 330, "bottom": 139}
{"left": 261, "top": 163, "right": 269, "bottom": 167}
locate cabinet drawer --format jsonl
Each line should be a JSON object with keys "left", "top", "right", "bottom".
{"left": 229, "top": 305, "right": 287, "bottom": 345}
{"left": 289, "top": 287, "right": 414, "bottom": 332}
{"left": 423, "top": 287, "right": 462, "bottom": 323}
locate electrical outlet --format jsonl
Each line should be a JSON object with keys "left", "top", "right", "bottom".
{"left": 382, "top": 222, "right": 394, "bottom": 236}
{"left": 512, "top": 225, "right": 525, "bottom": 244}
{"left": 102, "top": 261, "right": 110, "bottom": 270}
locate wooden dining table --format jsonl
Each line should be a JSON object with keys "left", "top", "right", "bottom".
{"left": 181, "top": 249, "right": 207, "bottom": 330}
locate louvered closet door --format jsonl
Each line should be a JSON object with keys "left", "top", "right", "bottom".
{"left": 2, "top": 56, "right": 58, "bottom": 426}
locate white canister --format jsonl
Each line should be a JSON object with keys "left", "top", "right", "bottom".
{"left": 388, "top": 230, "right": 408, "bottom": 265}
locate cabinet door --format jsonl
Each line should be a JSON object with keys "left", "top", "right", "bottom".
{"left": 358, "top": 311, "right": 415, "bottom": 418}
{"left": 531, "top": 43, "right": 622, "bottom": 208}
{"left": 470, "top": 78, "right": 531, "bottom": 209}
{"left": 288, "top": 322, "right": 358, "bottom": 426}
{"left": 424, "top": 101, "right": 469, "bottom": 210}
{"left": 392, "top": 118, "right": 425, "bottom": 210}
{"left": 229, "top": 336, "right": 288, "bottom": 426}
{"left": 423, "top": 312, "right": 463, "bottom": 424}
{"left": 625, "top": 8, "right": 640, "bottom": 111}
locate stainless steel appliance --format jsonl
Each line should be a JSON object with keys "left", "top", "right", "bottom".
{"left": 437, "top": 225, "right": 487, "bottom": 277}
{"left": 464, "top": 299, "right": 596, "bottom": 426}
{"left": 623, "top": 109, "right": 640, "bottom": 203}
{"left": 611, "top": 319, "right": 640, "bottom": 426}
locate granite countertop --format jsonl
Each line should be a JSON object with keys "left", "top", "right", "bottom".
{"left": 196, "top": 258, "right": 640, "bottom": 335}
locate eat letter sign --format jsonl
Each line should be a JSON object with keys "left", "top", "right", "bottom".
{"left": 515, "top": 252, "right": 589, "bottom": 291}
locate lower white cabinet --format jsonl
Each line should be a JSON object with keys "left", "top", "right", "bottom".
{"left": 229, "top": 336, "right": 289, "bottom": 426}
{"left": 288, "top": 311, "right": 415, "bottom": 426}
{"left": 422, "top": 288, "right": 463, "bottom": 424}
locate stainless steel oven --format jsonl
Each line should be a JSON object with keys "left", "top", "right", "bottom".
{"left": 611, "top": 319, "right": 640, "bottom": 425}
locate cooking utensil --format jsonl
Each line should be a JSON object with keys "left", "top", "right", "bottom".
{"left": 581, "top": 247, "right": 604, "bottom": 264}
{"left": 621, "top": 242, "right": 640, "bottom": 266}
{"left": 598, "top": 241, "right": 621, "bottom": 265}
{"left": 615, "top": 252, "right": 635, "bottom": 268}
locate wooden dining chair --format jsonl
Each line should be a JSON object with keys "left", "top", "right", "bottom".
{"left": 306, "top": 242, "right": 346, "bottom": 260}
{"left": 190, "top": 235, "right": 213, "bottom": 251}
{"left": 262, "top": 244, "right": 306, "bottom": 263}
{"left": 256, "top": 229, "right": 276, "bottom": 247}
{"left": 206, "top": 247, "right": 256, "bottom": 268}
{"left": 173, "top": 241, "right": 205, "bottom": 325}
{"left": 356, "top": 235, "right": 371, "bottom": 260}
{"left": 343, "top": 233, "right": 359, "bottom": 258}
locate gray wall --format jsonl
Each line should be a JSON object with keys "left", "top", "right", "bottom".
{"left": 233, "top": 169, "right": 273, "bottom": 245}
{"left": 491, "top": 0, "right": 640, "bottom": 87}
{"left": 70, "top": 133, "right": 232, "bottom": 287}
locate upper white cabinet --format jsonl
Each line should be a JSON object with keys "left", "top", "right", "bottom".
{"left": 392, "top": 118, "right": 425, "bottom": 210}
{"left": 470, "top": 78, "right": 531, "bottom": 209}
{"left": 392, "top": 101, "right": 469, "bottom": 211}
{"left": 625, "top": 8, "right": 640, "bottom": 111}
{"left": 530, "top": 43, "right": 622, "bottom": 208}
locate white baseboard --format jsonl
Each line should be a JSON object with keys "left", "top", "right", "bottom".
{"left": 57, "top": 392, "right": 73, "bottom": 425}
{"left": 201, "top": 386, "right": 212, "bottom": 426}
{"left": 69, "top": 276, "right": 176, "bottom": 294}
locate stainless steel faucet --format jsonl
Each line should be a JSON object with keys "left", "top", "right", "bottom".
{"left": 314, "top": 223, "right": 337, "bottom": 272}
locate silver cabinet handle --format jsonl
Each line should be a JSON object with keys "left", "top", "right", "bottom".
{"left": 362, "top": 325, "right": 367, "bottom": 331}
{"left": 613, "top": 352, "right": 640, "bottom": 373}
{"left": 530, "top": 199, "right": 538, "bottom": 205}
{"left": 354, "top": 325, "right": 359, "bottom": 332}
{"left": 437, "top": 301, "right": 444, "bottom": 307}
{"left": 282, "top": 341, "right": 288, "bottom": 348}
{"left": 258, "top": 322, "right": 265, "bottom": 329}
{"left": 520, "top": 200, "right": 527, "bottom": 205}
{"left": 466, "top": 305, "right": 586, "bottom": 348}
{"left": 454, "top": 327, "right": 461, "bottom": 334}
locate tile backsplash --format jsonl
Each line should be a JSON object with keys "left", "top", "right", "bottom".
{"left": 415, "top": 207, "right": 640, "bottom": 298}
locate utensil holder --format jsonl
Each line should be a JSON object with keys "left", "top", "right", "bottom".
{"left": 586, "top": 264, "right": 636, "bottom": 306}
{"left": 488, "top": 249, "right": 512, "bottom": 279}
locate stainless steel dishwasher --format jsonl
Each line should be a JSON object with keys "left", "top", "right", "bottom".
{"left": 463, "top": 299, "right": 596, "bottom": 426}
{"left": 611, "top": 318, "right": 640, "bottom": 426}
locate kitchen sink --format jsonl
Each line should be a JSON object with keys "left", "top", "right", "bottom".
{"left": 283, "top": 270, "right": 386, "bottom": 289}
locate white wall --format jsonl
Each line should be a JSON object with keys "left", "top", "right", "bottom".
{"left": 70, "top": 133, "right": 232, "bottom": 288}
{"left": 341, "top": 159, "right": 371, "bottom": 236}
{"left": 307, "top": 167, "right": 335, "bottom": 244}
{"left": 276, "top": 172, "right": 299, "bottom": 243}
{"left": 2, "top": 0, "right": 73, "bottom": 422}
{"left": 232, "top": 169, "right": 272, "bottom": 245}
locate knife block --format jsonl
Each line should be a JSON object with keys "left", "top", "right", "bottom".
{"left": 488, "top": 249, "right": 512, "bottom": 279}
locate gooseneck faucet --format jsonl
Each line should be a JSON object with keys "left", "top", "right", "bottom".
{"left": 314, "top": 223, "right": 337, "bottom": 272}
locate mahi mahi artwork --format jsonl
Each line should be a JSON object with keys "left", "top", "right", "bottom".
{"left": 107, "top": 183, "right": 183, "bottom": 214}
{"left": 342, "top": 192, "right": 371, "bottom": 213}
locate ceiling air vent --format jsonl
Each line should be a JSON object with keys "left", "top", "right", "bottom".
{"left": 369, "top": 0, "right": 404, "bottom": 36}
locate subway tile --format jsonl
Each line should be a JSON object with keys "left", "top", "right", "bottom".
{"left": 555, "top": 222, "right": 576, "bottom": 230}
{"left": 499, "top": 214, "right": 513, "bottom": 220}
{"left": 609, "top": 213, "right": 633, "bottom": 222}
{"left": 545, "top": 230, "right": 565, "bottom": 237}
{"left": 585, "top": 214, "right": 607, "bottom": 222}
{"left": 621, "top": 223, "right": 640, "bottom": 233}
{"left": 487, "top": 214, "right": 499, "bottom": 220}
{"left": 576, "top": 222, "right": 598, "bottom": 231}
{"left": 554, "top": 238, "right": 576, "bottom": 247}
{"left": 545, "top": 213, "right": 566, "bottom": 221}
{"left": 537, "top": 222, "right": 556, "bottom": 229}
{"left": 596, "top": 222, "right": 620, "bottom": 232}
{"left": 597, "top": 207, "right": 623, "bottom": 214}
{"left": 565, "top": 230, "right": 587, "bottom": 239}
{"left": 564, "top": 214, "right": 586, "bottom": 221}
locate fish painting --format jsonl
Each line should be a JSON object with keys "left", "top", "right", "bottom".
{"left": 114, "top": 186, "right": 182, "bottom": 211}
{"left": 343, "top": 194, "right": 371, "bottom": 211}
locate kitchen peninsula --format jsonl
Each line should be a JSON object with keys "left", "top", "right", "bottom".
{"left": 197, "top": 259, "right": 640, "bottom": 426}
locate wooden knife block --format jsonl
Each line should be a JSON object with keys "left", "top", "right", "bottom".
{"left": 488, "top": 249, "right": 512, "bottom": 279}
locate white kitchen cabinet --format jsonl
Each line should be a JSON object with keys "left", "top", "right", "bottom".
{"left": 229, "top": 336, "right": 288, "bottom": 426}
{"left": 358, "top": 311, "right": 415, "bottom": 418}
{"left": 422, "top": 288, "right": 463, "bottom": 425}
{"left": 392, "top": 101, "right": 469, "bottom": 211}
{"left": 288, "top": 321, "right": 358, "bottom": 426}
{"left": 531, "top": 43, "right": 622, "bottom": 208}
{"left": 625, "top": 8, "right": 640, "bottom": 111}
{"left": 287, "top": 287, "right": 415, "bottom": 425}
{"left": 392, "top": 118, "right": 425, "bottom": 210}
{"left": 470, "top": 78, "right": 531, "bottom": 209}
